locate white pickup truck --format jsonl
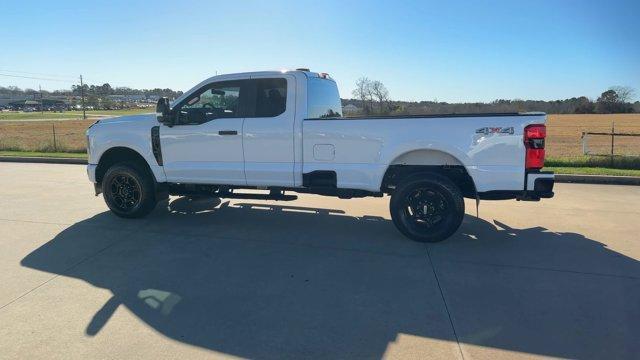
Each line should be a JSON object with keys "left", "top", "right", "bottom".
{"left": 86, "top": 69, "right": 554, "bottom": 242}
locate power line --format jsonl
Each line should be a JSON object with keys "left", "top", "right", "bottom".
{"left": 0, "top": 69, "right": 143, "bottom": 88}
{"left": 0, "top": 73, "right": 76, "bottom": 83}
{"left": 0, "top": 69, "right": 77, "bottom": 80}
{"left": 0, "top": 72, "right": 134, "bottom": 91}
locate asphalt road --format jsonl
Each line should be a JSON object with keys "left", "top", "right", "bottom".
{"left": 0, "top": 163, "right": 638, "bottom": 359}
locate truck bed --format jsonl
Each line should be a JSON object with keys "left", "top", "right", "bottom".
{"left": 302, "top": 113, "right": 547, "bottom": 192}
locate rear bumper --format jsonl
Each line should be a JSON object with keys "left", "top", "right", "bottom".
{"left": 477, "top": 171, "right": 554, "bottom": 201}
{"left": 524, "top": 171, "right": 554, "bottom": 200}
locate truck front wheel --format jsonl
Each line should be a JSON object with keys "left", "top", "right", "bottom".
{"left": 102, "top": 163, "right": 157, "bottom": 218}
{"left": 390, "top": 174, "right": 465, "bottom": 242}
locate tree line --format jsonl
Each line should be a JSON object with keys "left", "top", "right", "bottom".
{"left": 70, "top": 83, "right": 183, "bottom": 99}
{"left": 1, "top": 83, "right": 185, "bottom": 110}
{"left": 347, "top": 77, "right": 638, "bottom": 115}
{"left": 0, "top": 83, "right": 183, "bottom": 99}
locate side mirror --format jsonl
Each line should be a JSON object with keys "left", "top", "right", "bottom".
{"left": 156, "top": 97, "right": 173, "bottom": 126}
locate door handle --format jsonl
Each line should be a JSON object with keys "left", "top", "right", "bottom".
{"left": 218, "top": 130, "right": 238, "bottom": 135}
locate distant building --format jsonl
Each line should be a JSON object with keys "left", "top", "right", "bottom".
{"left": 342, "top": 104, "right": 360, "bottom": 115}
{"left": 0, "top": 98, "right": 22, "bottom": 106}
{"left": 6, "top": 99, "right": 66, "bottom": 110}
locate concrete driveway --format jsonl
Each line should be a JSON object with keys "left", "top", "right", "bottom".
{"left": 0, "top": 163, "right": 638, "bottom": 359}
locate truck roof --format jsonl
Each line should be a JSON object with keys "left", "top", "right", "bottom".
{"left": 199, "top": 69, "right": 329, "bottom": 83}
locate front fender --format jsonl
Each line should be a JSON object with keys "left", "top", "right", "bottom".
{"left": 87, "top": 115, "right": 167, "bottom": 183}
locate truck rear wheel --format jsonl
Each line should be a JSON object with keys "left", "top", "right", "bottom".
{"left": 102, "top": 163, "right": 157, "bottom": 218}
{"left": 390, "top": 174, "right": 465, "bottom": 242}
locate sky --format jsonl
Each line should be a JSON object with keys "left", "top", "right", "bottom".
{"left": 1, "top": 0, "right": 639, "bottom": 102}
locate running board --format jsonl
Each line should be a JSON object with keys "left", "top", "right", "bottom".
{"left": 217, "top": 190, "right": 298, "bottom": 201}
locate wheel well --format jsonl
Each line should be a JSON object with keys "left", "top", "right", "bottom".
{"left": 390, "top": 149, "right": 464, "bottom": 166}
{"left": 95, "top": 147, "right": 155, "bottom": 184}
{"left": 382, "top": 165, "right": 477, "bottom": 198}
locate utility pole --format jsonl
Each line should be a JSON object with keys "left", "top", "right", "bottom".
{"left": 80, "top": 75, "right": 86, "bottom": 119}
{"left": 39, "top": 85, "right": 43, "bottom": 115}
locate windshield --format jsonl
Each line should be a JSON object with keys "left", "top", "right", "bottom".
{"left": 307, "top": 78, "right": 342, "bottom": 118}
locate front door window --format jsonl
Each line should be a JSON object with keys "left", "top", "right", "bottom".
{"left": 176, "top": 83, "right": 241, "bottom": 125}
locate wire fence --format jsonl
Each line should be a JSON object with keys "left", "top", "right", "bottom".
{"left": 582, "top": 133, "right": 640, "bottom": 157}
{"left": 580, "top": 122, "right": 640, "bottom": 159}
{"left": 0, "top": 119, "right": 92, "bottom": 153}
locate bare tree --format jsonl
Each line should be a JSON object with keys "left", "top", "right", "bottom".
{"left": 352, "top": 77, "right": 373, "bottom": 114}
{"left": 610, "top": 86, "right": 636, "bottom": 103}
{"left": 370, "top": 80, "right": 390, "bottom": 114}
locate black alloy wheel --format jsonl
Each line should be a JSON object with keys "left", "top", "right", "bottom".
{"left": 102, "top": 163, "right": 157, "bottom": 218}
{"left": 109, "top": 173, "right": 142, "bottom": 212}
{"left": 390, "top": 174, "right": 465, "bottom": 242}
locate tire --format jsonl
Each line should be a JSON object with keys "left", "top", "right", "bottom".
{"left": 390, "top": 173, "right": 465, "bottom": 242}
{"left": 102, "top": 162, "right": 157, "bottom": 218}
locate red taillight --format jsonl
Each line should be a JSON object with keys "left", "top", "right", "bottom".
{"left": 525, "top": 124, "right": 546, "bottom": 139}
{"left": 524, "top": 124, "right": 546, "bottom": 169}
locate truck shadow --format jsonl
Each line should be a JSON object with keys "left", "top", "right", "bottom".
{"left": 21, "top": 197, "right": 639, "bottom": 359}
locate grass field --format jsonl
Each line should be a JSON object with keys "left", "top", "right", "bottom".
{"left": 546, "top": 114, "right": 640, "bottom": 157}
{"left": 546, "top": 155, "right": 640, "bottom": 169}
{"left": 0, "top": 108, "right": 151, "bottom": 121}
{"left": 543, "top": 166, "right": 640, "bottom": 176}
{"left": 0, "top": 150, "right": 87, "bottom": 159}
{"left": 0, "top": 119, "right": 95, "bottom": 152}
{"left": 1, "top": 113, "right": 639, "bottom": 175}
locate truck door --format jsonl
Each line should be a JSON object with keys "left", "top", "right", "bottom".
{"left": 160, "top": 80, "right": 248, "bottom": 185}
{"left": 242, "top": 76, "right": 296, "bottom": 186}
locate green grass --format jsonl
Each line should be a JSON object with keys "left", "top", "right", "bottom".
{"left": 0, "top": 111, "right": 87, "bottom": 121}
{"left": 544, "top": 166, "right": 640, "bottom": 176}
{"left": 545, "top": 156, "right": 640, "bottom": 176}
{"left": 0, "top": 150, "right": 87, "bottom": 159}
{"left": 0, "top": 108, "right": 151, "bottom": 121}
{"left": 546, "top": 156, "right": 640, "bottom": 170}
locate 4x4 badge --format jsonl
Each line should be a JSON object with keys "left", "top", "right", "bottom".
{"left": 476, "top": 127, "right": 514, "bottom": 135}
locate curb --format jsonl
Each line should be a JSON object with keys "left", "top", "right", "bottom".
{"left": 554, "top": 174, "right": 640, "bottom": 186}
{"left": 0, "top": 156, "right": 87, "bottom": 165}
{"left": 2, "top": 156, "right": 640, "bottom": 186}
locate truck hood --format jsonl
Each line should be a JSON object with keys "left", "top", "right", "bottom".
{"left": 86, "top": 113, "right": 162, "bottom": 166}
{"left": 95, "top": 113, "right": 157, "bottom": 126}
{"left": 87, "top": 113, "right": 159, "bottom": 145}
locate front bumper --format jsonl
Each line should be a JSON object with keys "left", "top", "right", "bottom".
{"left": 87, "top": 164, "right": 102, "bottom": 195}
{"left": 87, "top": 164, "right": 97, "bottom": 183}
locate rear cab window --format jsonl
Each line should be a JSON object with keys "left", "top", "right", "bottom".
{"left": 307, "top": 77, "right": 342, "bottom": 119}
